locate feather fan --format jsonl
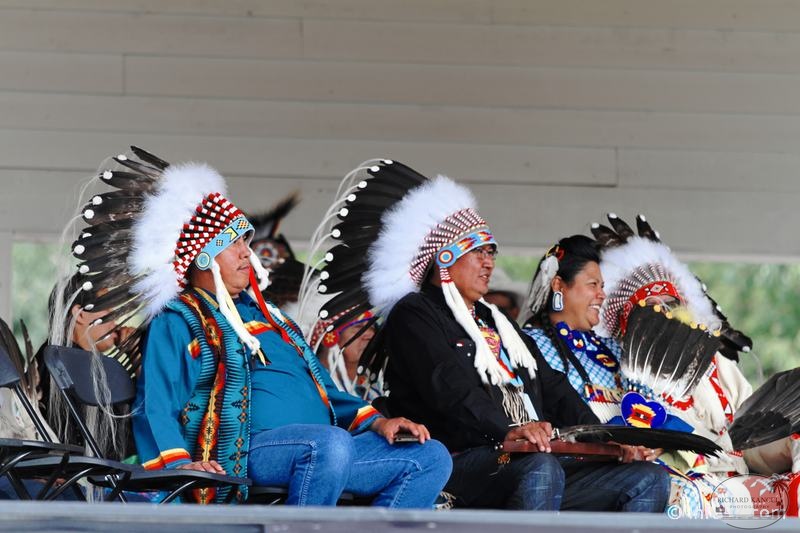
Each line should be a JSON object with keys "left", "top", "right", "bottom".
{"left": 558, "top": 424, "right": 722, "bottom": 455}
{"left": 621, "top": 304, "right": 720, "bottom": 401}
{"left": 728, "top": 367, "right": 800, "bottom": 450}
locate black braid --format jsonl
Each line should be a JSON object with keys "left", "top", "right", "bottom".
{"left": 535, "top": 309, "right": 575, "bottom": 375}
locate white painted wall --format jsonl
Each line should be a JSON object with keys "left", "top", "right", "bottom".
{"left": 2, "top": 0, "right": 800, "bottom": 314}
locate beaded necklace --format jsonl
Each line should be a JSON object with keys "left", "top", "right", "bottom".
{"left": 555, "top": 321, "right": 619, "bottom": 373}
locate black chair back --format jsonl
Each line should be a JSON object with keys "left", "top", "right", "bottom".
{"left": 0, "top": 343, "right": 21, "bottom": 389}
{"left": 0, "top": 343, "right": 53, "bottom": 442}
{"left": 44, "top": 345, "right": 135, "bottom": 407}
{"left": 44, "top": 345, "right": 135, "bottom": 458}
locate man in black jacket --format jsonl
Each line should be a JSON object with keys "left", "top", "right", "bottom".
{"left": 310, "top": 163, "right": 669, "bottom": 511}
{"left": 382, "top": 248, "right": 670, "bottom": 511}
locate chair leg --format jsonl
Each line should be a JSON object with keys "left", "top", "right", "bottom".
{"left": 160, "top": 480, "right": 197, "bottom": 504}
{"left": 34, "top": 453, "right": 71, "bottom": 499}
{"left": 70, "top": 482, "right": 86, "bottom": 501}
{"left": 5, "top": 472, "right": 31, "bottom": 500}
{"left": 44, "top": 467, "right": 94, "bottom": 501}
{"left": 104, "top": 472, "right": 131, "bottom": 503}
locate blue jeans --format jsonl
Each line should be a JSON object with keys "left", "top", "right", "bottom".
{"left": 247, "top": 424, "right": 452, "bottom": 508}
{"left": 446, "top": 446, "right": 670, "bottom": 511}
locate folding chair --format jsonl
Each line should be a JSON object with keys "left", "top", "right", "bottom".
{"left": 44, "top": 345, "right": 250, "bottom": 503}
{"left": 0, "top": 342, "right": 96, "bottom": 500}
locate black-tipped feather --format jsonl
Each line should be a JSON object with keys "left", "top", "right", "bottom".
{"left": 322, "top": 253, "right": 366, "bottom": 278}
{"left": 113, "top": 155, "right": 162, "bottom": 178}
{"left": 331, "top": 221, "right": 382, "bottom": 241}
{"left": 607, "top": 215, "right": 636, "bottom": 241}
{"left": 621, "top": 305, "right": 719, "bottom": 399}
{"left": 320, "top": 287, "right": 369, "bottom": 319}
{"left": 76, "top": 254, "right": 130, "bottom": 277}
{"left": 318, "top": 268, "right": 367, "bottom": 294}
{"left": 346, "top": 192, "right": 402, "bottom": 211}
{"left": 302, "top": 159, "right": 434, "bottom": 393}
{"left": 560, "top": 424, "right": 722, "bottom": 455}
{"left": 635, "top": 215, "right": 660, "bottom": 242}
{"left": 337, "top": 205, "right": 394, "bottom": 223}
{"left": 130, "top": 146, "right": 170, "bottom": 170}
{"left": 98, "top": 170, "right": 157, "bottom": 192}
{"left": 83, "top": 194, "right": 145, "bottom": 218}
{"left": 590, "top": 223, "right": 624, "bottom": 248}
{"left": 368, "top": 161, "right": 428, "bottom": 188}
{"left": 729, "top": 367, "right": 800, "bottom": 450}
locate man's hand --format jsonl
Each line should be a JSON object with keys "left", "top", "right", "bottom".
{"left": 618, "top": 445, "right": 662, "bottom": 463}
{"left": 505, "top": 421, "right": 553, "bottom": 452}
{"left": 177, "top": 460, "right": 226, "bottom": 474}
{"left": 371, "top": 417, "right": 431, "bottom": 444}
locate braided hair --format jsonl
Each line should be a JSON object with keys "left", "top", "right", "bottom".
{"left": 522, "top": 235, "right": 600, "bottom": 374}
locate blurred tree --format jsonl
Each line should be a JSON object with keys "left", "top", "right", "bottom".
{"left": 12, "top": 242, "right": 60, "bottom": 351}
{"left": 689, "top": 262, "right": 800, "bottom": 386}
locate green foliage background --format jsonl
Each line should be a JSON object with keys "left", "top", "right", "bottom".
{"left": 689, "top": 262, "right": 800, "bottom": 386}
{"left": 11, "top": 242, "right": 60, "bottom": 351}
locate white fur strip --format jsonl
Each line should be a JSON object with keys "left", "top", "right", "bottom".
{"left": 364, "top": 175, "right": 476, "bottom": 316}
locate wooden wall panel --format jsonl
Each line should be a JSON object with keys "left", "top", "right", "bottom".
{"left": 618, "top": 150, "right": 800, "bottom": 192}
{"left": 0, "top": 51, "right": 122, "bottom": 94}
{"left": 0, "top": 9, "right": 302, "bottom": 58}
{"left": 0, "top": 130, "right": 616, "bottom": 186}
{"left": 491, "top": 0, "right": 800, "bottom": 31}
{"left": 7, "top": 93, "right": 800, "bottom": 152}
{"left": 303, "top": 19, "right": 800, "bottom": 74}
{"left": 8, "top": 0, "right": 800, "bottom": 32}
{"left": 0, "top": 0, "right": 494, "bottom": 23}
{"left": 124, "top": 56, "right": 800, "bottom": 115}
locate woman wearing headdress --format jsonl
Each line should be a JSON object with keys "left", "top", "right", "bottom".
{"left": 520, "top": 233, "right": 724, "bottom": 518}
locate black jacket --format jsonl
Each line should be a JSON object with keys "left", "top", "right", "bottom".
{"left": 383, "top": 283, "right": 599, "bottom": 453}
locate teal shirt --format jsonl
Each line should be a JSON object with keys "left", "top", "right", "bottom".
{"left": 237, "top": 300, "right": 332, "bottom": 432}
{"left": 133, "top": 290, "right": 380, "bottom": 471}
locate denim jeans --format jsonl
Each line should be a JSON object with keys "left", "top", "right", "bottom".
{"left": 445, "top": 446, "right": 670, "bottom": 511}
{"left": 247, "top": 424, "right": 452, "bottom": 508}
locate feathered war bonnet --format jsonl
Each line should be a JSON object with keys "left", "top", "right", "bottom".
{"left": 591, "top": 213, "right": 752, "bottom": 360}
{"left": 298, "top": 159, "right": 536, "bottom": 389}
{"left": 590, "top": 213, "right": 754, "bottom": 430}
{"left": 64, "top": 147, "right": 274, "bottom": 366}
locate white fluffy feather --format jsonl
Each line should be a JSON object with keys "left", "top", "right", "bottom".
{"left": 364, "top": 175, "right": 477, "bottom": 315}
{"left": 596, "top": 236, "right": 720, "bottom": 337}
{"left": 129, "top": 162, "right": 226, "bottom": 318}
